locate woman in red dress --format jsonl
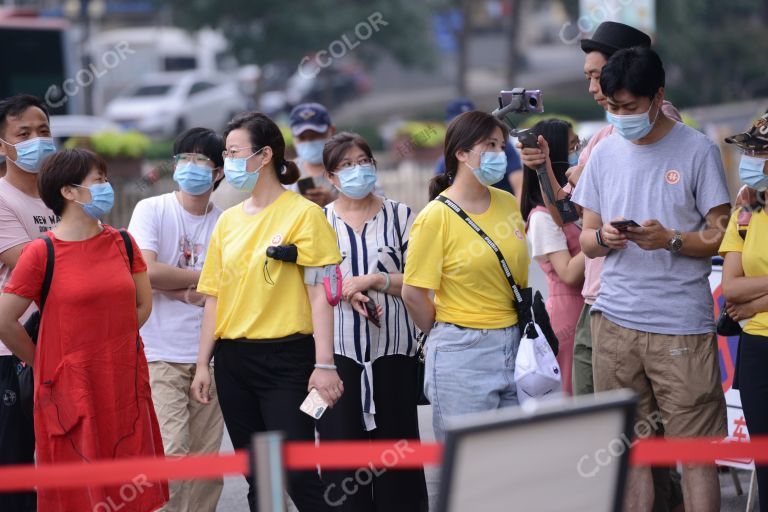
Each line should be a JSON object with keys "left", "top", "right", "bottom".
{"left": 0, "top": 149, "right": 168, "bottom": 511}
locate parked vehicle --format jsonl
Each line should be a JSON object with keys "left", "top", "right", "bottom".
{"left": 104, "top": 72, "right": 248, "bottom": 138}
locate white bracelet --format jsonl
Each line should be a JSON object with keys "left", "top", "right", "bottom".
{"left": 378, "top": 271, "right": 391, "bottom": 293}
{"left": 314, "top": 363, "right": 337, "bottom": 370}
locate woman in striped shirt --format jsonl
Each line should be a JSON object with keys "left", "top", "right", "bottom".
{"left": 317, "top": 132, "right": 427, "bottom": 512}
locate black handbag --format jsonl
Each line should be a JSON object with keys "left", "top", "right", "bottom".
{"left": 436, "top": 195, "right": 559, "bottom": 354}
{"left": 716, "top": 307, "right": 742, "bottom": 337}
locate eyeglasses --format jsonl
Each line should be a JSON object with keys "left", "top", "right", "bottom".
{"left": 174, "top": 153, "right": 213, "bottom": 165}
{"left": 222, "top": 146, "right": 262, "bottom": 159}
{"left": 335, "top": 157, "right": 374, "bottom": 171}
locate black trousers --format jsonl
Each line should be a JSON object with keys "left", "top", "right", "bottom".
{"left": 0, "top": 355, "right": 36, "bottom": 511}
{"left": 738, "top": 333, "right": 768, "bottom": 512}
{"left": 214, "top": 337, "right": 332, "bottom": 512}
{"left": 317, "top": 354, "right": 428, "bottom": 512}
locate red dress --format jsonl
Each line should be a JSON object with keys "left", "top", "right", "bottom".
{"left": 4, "top": 225, "right": 168, "bottom": 512}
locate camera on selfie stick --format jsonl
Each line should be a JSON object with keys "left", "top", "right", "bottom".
{"left": 492, "top": 89, "right": 579, "bottom": 224}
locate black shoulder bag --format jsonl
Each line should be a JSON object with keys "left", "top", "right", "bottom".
{"left": 435, "top": 195, "right": 559, "bottom": 354}
{"left": 17, "top": 236, "right": 55, "bottom": 422}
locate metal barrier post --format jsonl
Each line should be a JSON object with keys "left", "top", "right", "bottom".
{"left": 251, "top": 431, "right": 287, "bottom": 512}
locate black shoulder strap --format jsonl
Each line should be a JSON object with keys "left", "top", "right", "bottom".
{"left": 391, "top": 201, "right": 404, "bottom": 253}
{"left": 435, "top": 195, "right": 524, "bottom": 304}
{"left": 39, "top": 236, "right": 55, "bottom": 314}
{"left": 118, "top": 229, "right": 134, "bottom": 268}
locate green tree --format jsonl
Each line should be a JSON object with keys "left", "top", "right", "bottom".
{"left": 158, "top": 0, "right": 436, "bottom": 68}
{"left": 656, "top": 0, "right": 768, "bottom": 108}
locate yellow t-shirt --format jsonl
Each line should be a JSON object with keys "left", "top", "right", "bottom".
{"left": 404, "top": 187, "right": 530, "bottom": 329}
{"left": 198, "top": 191, "right": 342, "bottom": 340}
{"left": 719, "top": 208, "right": 768, "bottom": 337}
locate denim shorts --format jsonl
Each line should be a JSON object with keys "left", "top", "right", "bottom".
{"left": 424, "top": 322, "right": 520, "bottom": 441}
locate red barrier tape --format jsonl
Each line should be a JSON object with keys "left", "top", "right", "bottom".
{"left": 0, "top": 438, "right": 765, "bottom": 492}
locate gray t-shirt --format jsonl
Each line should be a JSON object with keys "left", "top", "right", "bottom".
{"left": 572, "top": 122, "right": 730, "bottom": 335}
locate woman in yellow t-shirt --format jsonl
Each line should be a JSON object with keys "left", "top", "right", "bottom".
{"left": 402, "top": 111, "right": 530, "bottom": 441}
{"left": 190, "top": 112, "right": 342, "bottom": 512}
{"left": 720, "top": 123, "right": 768, "bottom": 510}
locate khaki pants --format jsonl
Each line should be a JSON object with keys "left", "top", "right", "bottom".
{"left": 149, "top": 362, "right": 225, "bottom": 512}
{"left": 591, "top": 312, "right": 726, "bottom": 438}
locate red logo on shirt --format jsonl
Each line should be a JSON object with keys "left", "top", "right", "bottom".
{"left": 665, "top": 170, "right": 680, "bottom": 185}
{"left": 271, "top": 234, "right": 283, "bottom": 245}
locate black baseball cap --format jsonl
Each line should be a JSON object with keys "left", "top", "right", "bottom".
{"left": 580, "top": 21, "right": 652, "bottom": 56}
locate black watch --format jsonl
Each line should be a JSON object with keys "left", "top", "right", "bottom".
{"left": 666, "top": 229, "right": 683, "bottom": 253}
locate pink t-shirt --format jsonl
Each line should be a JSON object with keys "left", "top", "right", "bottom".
{"left": 0, "top": 177, "right": 59, "bottom": 355}
{"left": 576, "top": 101, "right": 682, "bottom": 304}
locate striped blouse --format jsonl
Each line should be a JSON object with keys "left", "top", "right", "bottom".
{"left": 324, "top": 198, "right": 418, "bottom": 430}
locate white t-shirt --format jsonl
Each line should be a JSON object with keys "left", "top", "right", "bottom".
{"left": 0, "top": 178, "right": 60, "bottom": 356}
{"left": 527, "top": 210, "right": 568, "bottom": 261}
{"left": 128, "top": 192, "right": 222, "bottom": 363}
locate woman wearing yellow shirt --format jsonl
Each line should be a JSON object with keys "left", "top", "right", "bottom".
{"left": 720, "top": 120, "right": 768, "bottom": 512}
{"left": 402, "top": 111, "right": 530, "bottom": 441}
{"left": 191, "top": 112, "right": 342, "bottom": 512}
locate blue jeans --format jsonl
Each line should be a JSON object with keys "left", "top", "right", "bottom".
{"left": 424, "top": 322, "right": 521, "bottom": 441}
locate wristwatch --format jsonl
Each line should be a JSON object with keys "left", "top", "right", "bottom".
{"left": 666, "top": 229, "right": 683, "bottom": 253}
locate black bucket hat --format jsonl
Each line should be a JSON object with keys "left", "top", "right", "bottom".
{"left": 580, "top": 21, "right": 652, "bottom": 56}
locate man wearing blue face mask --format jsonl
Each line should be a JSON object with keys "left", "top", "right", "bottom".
{"left": 127, "top": 128, "right": 226, "bottom": 511}
{"left": 0, "top": 94, "right": 59, "bottom": 511}
{"left": 572, "top": 47, "right": 731, "bottom": 512}
{"left": 288, "top": 102, "right": 338, "bottom": 206}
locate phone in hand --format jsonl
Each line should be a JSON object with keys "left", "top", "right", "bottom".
{"left": 299, "top": 388, "right": 328, "bottom": 419}
{"left": 610, "top": 220, "right": 640, "bottom": 232}
{"left": 363, "top": 294, "right": 381, "bottom": 328}
{"left": 297, "top": 177, "right": 316, "bottom": 195}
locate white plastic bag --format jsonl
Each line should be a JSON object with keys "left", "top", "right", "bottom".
{"left": 514, "top": 322, "right": 562, "bottom": 404}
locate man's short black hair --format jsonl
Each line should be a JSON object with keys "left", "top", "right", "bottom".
{"left": 600, "top": 47, "right": 665, "bottom": 102}
{"left": 172, "top": 127, "right": 225, "bottom": 190}
{"left": 0, "top": 95, "right": 50, "bottom": 138}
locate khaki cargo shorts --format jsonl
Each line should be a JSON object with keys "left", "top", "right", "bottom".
{"left": 591, "top": 312, "right": 726, "bottom": 439}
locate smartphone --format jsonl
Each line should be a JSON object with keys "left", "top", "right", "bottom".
{"left": 297, "top": 177, "right": 316, "bottom": 195}
{"left": 363, "top": 295, "right": 381, "bottom": 328}
{"left": 610, "top": 220, "right": 641, "bottom": 232}
{"left": 299, "top": 388, "right": 328, "bottom": 419}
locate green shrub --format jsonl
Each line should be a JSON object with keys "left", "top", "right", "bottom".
{"left": 64, "top": 130, "right": 151, "bottom": 159}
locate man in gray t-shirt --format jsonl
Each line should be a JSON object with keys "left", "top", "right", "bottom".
{"left": 572, "top": 48, "right": 730, "bottom": 512}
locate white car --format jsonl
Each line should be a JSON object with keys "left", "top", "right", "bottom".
{"left": 105, "top": 72, "right": 248, "bottom": 138}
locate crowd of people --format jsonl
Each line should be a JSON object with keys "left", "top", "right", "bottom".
{"left": 0, "top": 19, "right": 765, "bottom": 512}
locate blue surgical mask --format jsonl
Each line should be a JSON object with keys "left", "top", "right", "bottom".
{"left": 295, "top": 140, "right": 326, "bottom": 165}
{"left": 1, "top": 137, "right": 56, "bottom": 173}
{"left": 74, "top": 183, "right": 115, "bottom": 219}
{"left": 606, "top": 101, "right": 660, "bottom": 141}
{"left": 739, "top": 154, "right": 768, "bottom": 191}
{"left": 174, "top": 162, "right": 214, "bottom": 195}
{"left": 568, "top": 152, "right": 579, "bottom": 166}
{"left": 336, "top": 164, "right": 377, "bottom": 199}
{"left": 224, "top": 149, "right": 263, "bottom": 192}
{"left": 468, "top": 150, "right": 507, "bottom": 186}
